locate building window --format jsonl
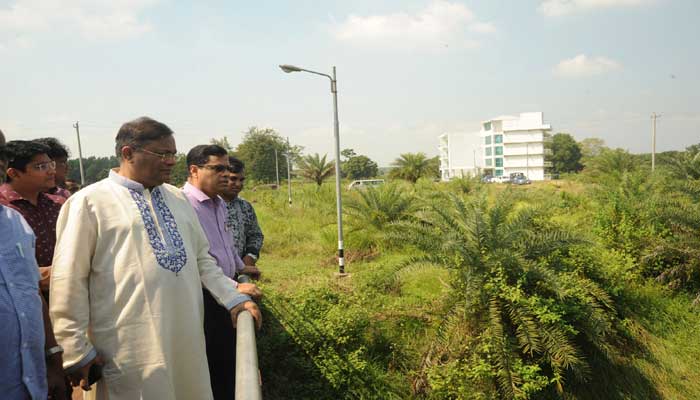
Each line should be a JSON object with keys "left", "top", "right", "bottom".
{"left": 495, "top": 169, "right": 503, "bottom": 176}
{"left": 485, "top": 147, "right": 492, "bottom": 156}
{"left": 495, "top": 158, "right": 503, "bottom": 167}
{"left": 484, "top": 122, "right": 492, "bottom": 131}
{"left": 485, "top": 158, "right": 492, "bottom": 166}
{"left": 485, "top": 136, "right": 492, "bottom": 145}
{"left": 494, "top": 134, "right": 503, "bottom": 144}
{"left": 495, "top": 146, "right": 503, "bottom": 156}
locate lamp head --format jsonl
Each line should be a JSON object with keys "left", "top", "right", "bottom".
{"left": 279, "top": 64, "right": 302, "bottom": 73}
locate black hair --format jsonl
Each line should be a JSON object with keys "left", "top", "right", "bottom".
{"left": 4, "top": 140, "right": 51, "bottom": 182}
{"left": 228, "top": 156, "right": 245, "bottom": 173}
{"left": 186, "top": 145, "right": 228, "bottom": 169}
{"left": 0, "top": 145, "right": 7, "bottom": 163}
{"left": 0, "top": 129, "right": 5, "bottom": 146}
{"left": 34, "top": 137, "right": 70, "bottom": 159}
{"left": 115, "top": 117, "right": 174, "bottom": 158}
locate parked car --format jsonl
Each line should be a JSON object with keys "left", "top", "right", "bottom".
{"left": 481, "top": 175, "right": 494, "bottom": 183}
{"left": 511, "top": 176, "right": 531, "bottom": 185}
{"left": 493, "top": 175, "right": 511, "bottom": 183}
{"left": 348, "top": 179, "right": 385, "bottom": 190}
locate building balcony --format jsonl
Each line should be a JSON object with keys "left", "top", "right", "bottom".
{"left": 503, "top": 149, "right": 545, "bottom": 156}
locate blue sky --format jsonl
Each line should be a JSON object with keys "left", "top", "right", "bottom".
{"left": 1, "top": 0, "right": 698, "bottom": 165}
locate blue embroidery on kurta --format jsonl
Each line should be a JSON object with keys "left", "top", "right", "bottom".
{"left": 129, "top": 187, "right": 187, "bottom": 274}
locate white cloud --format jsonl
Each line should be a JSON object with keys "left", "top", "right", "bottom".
{"left": 0, "top": 0, "right": 158, "bottom": 47}
{"left": 331, "top": 1, "right": 495, "bottom": 51}
{"left": 553, "top": 54, "right": 621, "bottom": 77}
{"left": 539, "top": 0, "right": 652, "bottom": 17}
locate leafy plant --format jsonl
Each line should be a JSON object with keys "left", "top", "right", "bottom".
{"left": 388, "top": 192, "right": 622, "bottom": 398}
{"left": 297, "top": 153, "right": 335, "bottom": 186}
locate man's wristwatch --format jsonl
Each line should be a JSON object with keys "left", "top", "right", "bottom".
{"left": 45, "top": 345, "right": 64, "bottom": 359}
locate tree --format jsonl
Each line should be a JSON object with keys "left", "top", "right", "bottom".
{"left": 389, "top": 152, "right": 433, "bottom": 183}
{"left": 389, "top": 193, "right": 621, "bottom": 398}
{"left": 579, "top": 137, "right": 607, "bottom": 159}
{"left": 340, "top": 148, "right": 357, "bottom": 160}
{"left": 663, "top": 144, "right": 700, "bottom": 180}
{"left": 582, "top": 148, "right": 643, "bottom": 180}
{"left": 170, "top": 154, "right": 189, "bottom": 187}
{"left": 67, "top": 156, "right": 119, "bottom": 184}
{"left": 210, "top": 137, "right": 233, "bottom": 152}
{"left": 550, "top": 133, "right": 583, "bottom": 174}
{"left": 296, "top": 153, "right": 335, "bottom": 186}
{"left": 342, "top": 155, "right": 379, "bottom": 180}
{"left": 234, "top": 127, "right": 302, "bottom": 183}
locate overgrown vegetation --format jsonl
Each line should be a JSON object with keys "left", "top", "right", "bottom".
{"left": 249, "top": 145, "right": 700, "bottom": 399}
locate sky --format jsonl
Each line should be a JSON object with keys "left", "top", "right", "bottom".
{"left": 1, "top": 0, "right": 698, "bottom": 166}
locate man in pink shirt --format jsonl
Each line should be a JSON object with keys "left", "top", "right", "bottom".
{"left": 182, "top": 144, "right": 261, "bottom": 400}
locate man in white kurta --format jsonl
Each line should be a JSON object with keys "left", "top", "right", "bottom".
{"left": 49, "top": 117, "right": 261, "bottom": 400}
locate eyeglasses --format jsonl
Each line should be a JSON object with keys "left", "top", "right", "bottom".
{"left": 197, "top": 164, "right": 233, "bottom": 174}
{"left": 31, "top": 161, "right": 56, "bottom": 172}
{"left": 137, "top": 148, "right": 177, "bottom": 161}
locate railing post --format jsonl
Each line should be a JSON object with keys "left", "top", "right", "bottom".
{"left": 235, "top": 273, "right": 262, "bottom": 400}
{"left": 235, "top": 311, "right": 262, "bottom": 400}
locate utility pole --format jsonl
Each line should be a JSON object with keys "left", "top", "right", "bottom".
{"left": 73, "top": 121, "right": 85, "bottom": 185}
{"left": 274, "top": 148, "right": 280, "bottom": 189}
{"left": 651, "top": 113, "right": 661, "bottom": 172}
{"left": 286, "top": 137, "right": 292, "bottom": 206}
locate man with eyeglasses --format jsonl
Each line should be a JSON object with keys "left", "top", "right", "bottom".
{"left": 50, "top": 117, "right": 261, "bottom": 400}
{"left": 34, "top": 138, "right": 72, "bottom": 198}
{"left": 0, "top": 140, "right": 66, "bottom": 297}
{"left": 182, "top": 144, "right": 262, "bottom": 400}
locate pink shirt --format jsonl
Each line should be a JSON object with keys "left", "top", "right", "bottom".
{"left": 182, "top": 183, "right": 244, "bottom": 280}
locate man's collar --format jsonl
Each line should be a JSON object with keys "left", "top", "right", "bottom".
{"left": 0, "top": 183, "right": 63, "bottom": 205}
{"left": 183, "top": 182, "right": 221, "bottom": 203}
{"left": 109, "top": 169, "right": 146, "bottom": 192}
{"left": 0, "top": 183, "right": 22, "bottom": 202}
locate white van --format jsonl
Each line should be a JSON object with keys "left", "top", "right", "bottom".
{"left": 348, "top": 179, "right": 385, "bottom": 190}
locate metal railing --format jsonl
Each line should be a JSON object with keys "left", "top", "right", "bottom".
{"left": 235, "top": 274, "right": 262, "bottom": 400}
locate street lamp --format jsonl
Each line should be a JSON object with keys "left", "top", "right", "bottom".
{"left": 279, "top": 64, "right": 347, "bottom": 275}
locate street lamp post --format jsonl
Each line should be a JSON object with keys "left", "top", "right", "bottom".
{"left": 280, "top": 64, "right": 346, "bottom": 275}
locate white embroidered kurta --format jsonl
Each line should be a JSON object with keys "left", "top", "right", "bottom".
{"left": 50, "top": 173, "right": 249, "bottom": 400}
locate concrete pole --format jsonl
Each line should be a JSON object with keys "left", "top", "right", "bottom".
{"left": 73, "top": 121, "right": 85, "bottom": 185}
{"left": 651, "top": 113, "right": 660, "bottom": 172}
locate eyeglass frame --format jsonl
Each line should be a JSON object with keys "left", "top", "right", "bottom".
{"left": 30, "top": 160, "right": 57, "bottom": 172}
{"left": 134, "top": 147, "right": 178, "bottom": 161}
{"left": 196, "top": 164, "right": 234, "bottom": 174}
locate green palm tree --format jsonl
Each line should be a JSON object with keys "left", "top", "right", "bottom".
{"left": 389, "top": 152, "right": 434, "bottom": 183}
{"left": 664, "top": 147, "right": 700, "bottom": 180}
{"left": 296, "top": 153, "right": 335, "bottom": 186}
{"left": 345, "top": 183, "right": 416, "bottom": 230}
{"left": 389, "top": 193, "right": 620, "bottom": 398}
{"left": 341, "top": 184, "right": 417, "bottom": 253}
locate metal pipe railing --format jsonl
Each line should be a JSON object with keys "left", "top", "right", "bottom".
{"left": 235, "top": 274, "right": 262, "bottom": 400}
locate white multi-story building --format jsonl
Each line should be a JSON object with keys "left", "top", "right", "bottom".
{"left": 438, "top": 132, "right": 481, "bottom": 181}
{"left": 480, "top": 112, "right": 552, "bottom": 180}
{"left": 439, "top": 112, "right": 552, "bottom": 181}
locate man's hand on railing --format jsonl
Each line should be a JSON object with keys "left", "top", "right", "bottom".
{"left": 230, "top": 301, "right": 262, "bottom": 330}
{"left": 240, "top": 265, "right": 261, "bottom": 280}
{"left": 237, "top": 282, "right": 262, "bottom": 301}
